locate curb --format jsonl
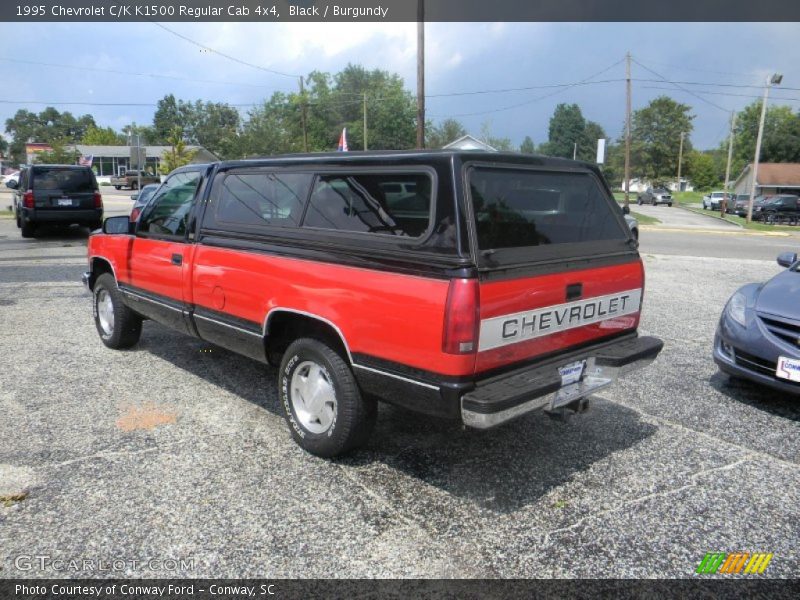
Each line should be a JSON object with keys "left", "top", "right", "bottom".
{"left": 673, "top": 203, "right": 744, "bottom": 228}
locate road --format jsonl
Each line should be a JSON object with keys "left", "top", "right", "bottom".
{"left": 634, "top": 203, "right": 800, "bottom": 262}
{"left": 0, "top": 205, "right": 798, "bottom": 579}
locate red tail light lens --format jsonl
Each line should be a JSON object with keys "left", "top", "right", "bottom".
{"left": 130, "top": 207, "right": 140, "bottom": 222}
{"left": 442, "top": 278, "right": 480, "bottom": 354}
{"left": 93, "top": 191, "right": 103, "bottom": 208}
{"left": 23, "top": 190, "right": 34, "bottom": 209}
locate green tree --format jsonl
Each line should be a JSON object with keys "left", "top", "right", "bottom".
{"left": 687, "top": 150, "right": 719, "bottom": 190}
{"left": 520, "top": 136, "right": 536, "bottom": 154}
{"left": 33, "top": 136, "right": 80, "bottom": 164}
{"left": 159, "top": 127, "right": 198, "bottom": 174}
{"left": 240, "top": 92, "right": 303, "bottom": 157}
{"left": 81, "top": 125, "right": 124, "bottom": 145}
{"left": 731, "top": 101, "right": 800, "bottom": 177}
{"left": 546, "top": 103, "right": 587, "bottom": 158}
{"left": 4, "top": 108, "right": 95, "bottom": 164}
{"left": 426, "top": 118, "right": 466, "bottom": 148}
{"left": 630, "top": 96, "right": 694, "bottom": 181}
{"left": 578, "top": 121, "right": 607, "bottom": 162}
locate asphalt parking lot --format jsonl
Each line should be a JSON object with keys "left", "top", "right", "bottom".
{"left": 0, "top": 204, "right": 799, "bottom": 579}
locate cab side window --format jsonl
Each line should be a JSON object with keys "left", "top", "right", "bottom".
{"left": 138, "top": 170, "right": 202, "bottom": 238}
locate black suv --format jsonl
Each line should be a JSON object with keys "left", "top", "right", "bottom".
{"left": 6, "top": 164, "right": 103, "bottom": 238}
{"left": 759, "top": 194, "right": 800, "bottom": 224}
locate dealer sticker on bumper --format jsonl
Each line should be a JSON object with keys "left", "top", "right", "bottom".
{"left": 776, "top": 356, "right": 800, "bottom": 382}
{"left": 558, "top": 360, "right": 586, "bottom": 386}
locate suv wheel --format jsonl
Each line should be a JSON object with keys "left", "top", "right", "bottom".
{"left": 93, "top": 273, "right": 142, "bottom": 349}
{"left": 279, "top": 337, "right": 376, "bottom": 457}
{"left": 20, "top": 221, "right": 36, "bottom": 238}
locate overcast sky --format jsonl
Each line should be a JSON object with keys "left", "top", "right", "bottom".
{"left": 2, "top": 21, "right": 800, "bottom": 151}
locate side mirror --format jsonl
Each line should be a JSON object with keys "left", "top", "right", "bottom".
{"left": 5, "top": 179, "right": 18, "bottom": 189}
{"left": 103, "top": 215, "right": 135, "bottom": 235}
{"left": 131, "top": 194, "right": 138, "bottom": 201}
{"left": 622, "top": 204, "right": 630, "bottom": 215}
{"left": 777, "top": 252, "right": 798, "bottom": 268}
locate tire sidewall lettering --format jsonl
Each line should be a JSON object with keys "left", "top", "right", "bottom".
{"left": 281, "top": 351, "right": 338, "bottom": 440}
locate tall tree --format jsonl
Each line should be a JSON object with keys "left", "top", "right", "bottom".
{"left": 687, "top": 150, "right": 719, "bottom": 190}
{"left": 578, "top": 121, "right": 607, "bottom": 162}
{"left": 81, "top": 126, "right": 125, "bottom": 145}
{"left": 730, "top": 100, "right": 800, "bottom": 178}
{"left": 33, "top": 136, "right": 80, "bottom": 164}
{"left": 159, "top": 127, "right": 198, "bottom": 174}
{"left": 519, "top": 135, "right": 536, "bottom": 154}
{"left": 630, "top": 96, "right": 694, "bottom": 182}
{"left": 4, "top": 108, "right": 95, "bottom": 164}
{"left": 426, "top": 118, "right": 466, "bottom": 148}
{"left": 546, "top": 103, "right": 587, "bottom": 158}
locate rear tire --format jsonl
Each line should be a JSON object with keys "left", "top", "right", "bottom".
{"left": 114, "top": 186, "right": 121, "bottom": 190}
{"left": 20, "top": 221, "right": 36, "bottom": 238}
{"left": 279, "top": 337, "right": 376, "bottom": 458}
{"left": 93, "top": 273, "right": 142, "bottom": 349}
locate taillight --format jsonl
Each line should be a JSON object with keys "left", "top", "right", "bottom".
{"left": 23, "top": 190, "right": 34, "bottom": 209}
{"left": 442, "top": 278, "right": 480, "bottom": 354}
{"left": 130, "top": 207, "right": 140, "bottom": 222}
{"left": 93, "top": 191, "right": 103, "bottom": 208}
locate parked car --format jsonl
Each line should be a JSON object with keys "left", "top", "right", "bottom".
{"left": 6, "top": 164, "right": 102, "bottom": 238}
{"left": 760, "top": 194, "right": 800, "bottom": 225}
{"left": 637, "top": 187, "right": 672, "bottom": 206}
{"left": 110, "top": 170, "right": 160, "bottom": 190}
{"left": 736, "top": 195, "right": 774, "bottom": 218}
{"left": 702, "top": 191, "right": 727, "bottom": 210}
{"left": 714, "top": 251, "right": 800, "bottom": 395}
{"left": 129, "top": 183, "right": 160, "bottom": 221}
{"left": 83, "top": 152, "right": 662, "bottom": 457}
{"left": 726, "top": 194, "right": 750, "bottom": 215}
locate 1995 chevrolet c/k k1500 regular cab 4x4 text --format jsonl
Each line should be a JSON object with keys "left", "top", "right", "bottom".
{"left": 83, "top": 151, "right": 663, "bottom": 457}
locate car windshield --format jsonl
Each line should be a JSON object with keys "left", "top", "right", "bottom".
{"left": 652, "top": 188, "right": 668, "bottom": 194}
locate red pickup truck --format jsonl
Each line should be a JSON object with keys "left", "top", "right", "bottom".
{"left": 83, "top": 152, "right": 663, "bottom": 457}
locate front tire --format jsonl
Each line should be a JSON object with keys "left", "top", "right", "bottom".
{"left": 114, "top": 185, "right": 121, "bottom": 190}
{"left": 93, "top": 273, "right": 142, "bottom": 349}
{"left": 279, "top": 338, "right": 376, "bottom": 458}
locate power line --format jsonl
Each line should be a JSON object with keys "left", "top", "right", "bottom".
{"left": 151, "top": 21, "right": 301, "bottom": 79}
{"left": 642, "top": 85, "right": 800, "bottom": 103}
{"left": 631, "top": 57, "right": 730, "bottom": 113}
{"left": 426, "top": 78, "right": 625, "bottom": 98}
{"left": 429, "top": 58, "right": 626, "bottom": 118}
{"left": 629, "top": 56, "right": 755, "bottom": 78}
{"left": 0, "top": 56, "right": 295, "bottom": 91}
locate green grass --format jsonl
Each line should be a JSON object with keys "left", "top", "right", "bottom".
{"left": 630, "top": 210, "right": 660, "bottom": 225}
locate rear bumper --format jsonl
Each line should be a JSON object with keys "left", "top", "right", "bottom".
{"left": 22, "top": 208, "right": 103, "bottom": 224}
{"left": 461, "top": 334, "right": 664, "bottom": 429}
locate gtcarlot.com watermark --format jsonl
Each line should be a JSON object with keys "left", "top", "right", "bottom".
{"left": 14, "top": 554, "right": 195, "bottom": 573}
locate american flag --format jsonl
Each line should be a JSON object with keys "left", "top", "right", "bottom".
{"left": 78, "top": 154, "right": 93, "bottom": 167}
{"left": 337, "top": 128, "right": 348, "bottom": 152}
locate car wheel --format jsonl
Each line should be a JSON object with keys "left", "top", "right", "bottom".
{"left": 667, "top": 203, "right": 672, "bottom": 207}
{"left": 131, "top": 182, "right": 138, "bottom": 190}
{"left": 15, "top": 214, "right": 21, "bottom": 228}
{"left": 20, "top": 221, "right": 36, "bottom": 238}
{"left": 88, "top": 221, "right": 102, "bottom": 231}
{"left": 114, "top": 186, "right": 121, "bottom": 190}
{"left": 279, "top": 337, "right": 377, "bottom": 458}
{"left": 637, "top": 199, "right": 642, "bottom": 205}
{"left": 93, "top": 273, "right": 142, "bottom": 349}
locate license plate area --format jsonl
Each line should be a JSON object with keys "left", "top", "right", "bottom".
{"left": 558, "top": 360, "right": 585, "bottom": 386}
{"left": 776, "top": 356, "right": 800, "bottom": 382}
{"left": 57, "top": 197, "right": 73, "bottom": 206}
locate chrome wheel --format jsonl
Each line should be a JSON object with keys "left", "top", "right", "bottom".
{"left": 290, "top": 360, "right": 337, "bottom": 434}
{"left": 96, "top": 289, "right": 115, "bottom": 336}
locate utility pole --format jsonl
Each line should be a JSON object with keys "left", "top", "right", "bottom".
{"left": 136, "top": 134, "right": 141, "bottom": 192}
{"left": 299, "top": 76, "right": 309, "bottom": 153}
{"left": 747, "top": 73, "right": 782, "bottom": 223}
{"left": 624, "top": 51, "right": 632, "bottom": 207}
{"left": 723, "top": 110, "right": 736, "bottom": 214}
{"left": 416, "top": 0, "right": 425, "bottom": 149}
{"left": 363, "top": 93, "right": 368, "bottom": 151}
{"left": 676, "top": 131, "right": 685, "bottom": 195}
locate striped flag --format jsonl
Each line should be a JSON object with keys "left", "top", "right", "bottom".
{"left": 78, "top": 155, "right": 93, "bottom": 167}
{"left": 337, "top": 128, "right": 348, "bottom": 152}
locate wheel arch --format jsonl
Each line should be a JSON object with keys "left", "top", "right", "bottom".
{"left": 263, "top": 309, "right": 352, "bottom": 366}
{"left": 88, "top": 256, "right": 117, "bottom": 291}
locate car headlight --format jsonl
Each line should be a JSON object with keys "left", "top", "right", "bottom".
{"left": 727, "top": 292, "right": 747, "bottom": 326}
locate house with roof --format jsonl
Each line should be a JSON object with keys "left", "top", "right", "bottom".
{"left": 442, "top": 135, "right": 497, "bottom": 152}
{"left": 733, "top": 163, "right": 800, "bottom": 197}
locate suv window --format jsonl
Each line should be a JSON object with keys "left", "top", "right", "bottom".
{"left": 303, "top": 173, "right": 432, "bottom": 238}
{"left": 215, "top": 171, "right": 311, "bottom": 228}
{"left": 469, "top": 167, "right": 627, "bottom": 251}
{"left": 32, "top": 167, "right": 96, "bottom": 193}
{"left": 138, "top": 170, "right": 202, "bottom": 238}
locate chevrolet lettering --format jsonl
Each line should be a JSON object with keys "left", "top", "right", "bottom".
{"left": 83, "top": 151, "right": 663, "bottom": 457}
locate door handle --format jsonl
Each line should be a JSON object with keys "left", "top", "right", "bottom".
{"left": 171, "top": 253, "right": 183, "bottom": 266}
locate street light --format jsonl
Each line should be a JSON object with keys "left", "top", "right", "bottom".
{"left": 746, "top": 73, "right": 783, "bottom": 223}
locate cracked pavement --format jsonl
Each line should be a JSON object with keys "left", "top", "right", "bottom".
{"left": 0, "top": 215, "right": 798, "bottom": 579}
